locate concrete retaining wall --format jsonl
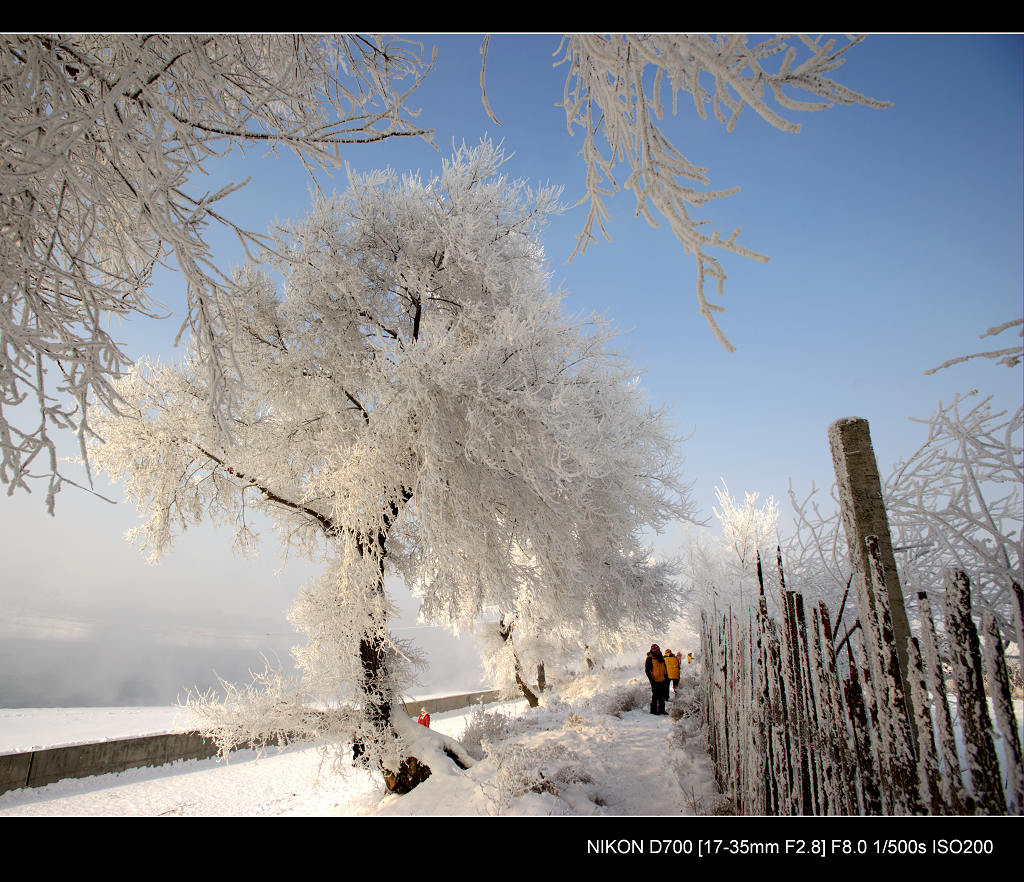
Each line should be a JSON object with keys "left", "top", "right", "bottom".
{"left": 405, "top": 689, "right": 502, "bottom": 717}
{"left": 0, "top": 731, "right": 223, "bottom": 794}
{"left": 0, "top": 688, "right": 507, "bottom": 796}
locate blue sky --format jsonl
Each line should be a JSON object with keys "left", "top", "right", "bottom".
{"left": 2, "top": 34, "right": 1021, "bottom": 705}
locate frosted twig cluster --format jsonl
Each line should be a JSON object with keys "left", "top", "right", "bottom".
{"left": 887, "top": 391, "right": 1022, "bottom": 640}
{"left": 925, "top": 317, "right": 1024, "bottom": 374}
{"left": 784, "top": 481, "right": 851, "bottom": 602}
{"left": 553, "top": 34, "right": 889, "bottom": 352}
{"left": 1, "top": 34, "right": 433, "bottom": 511}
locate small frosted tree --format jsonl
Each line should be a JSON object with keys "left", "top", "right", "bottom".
{"left": 480, "top": 551, "right": 683, "bottom": 704}
{"left": 1, "top": 33, "right": 433, "bottom": 510}
{"left": 711, "top": 480, "right": 780, "bottom": 614}
{"left": 86, "top": 142, "right": 693, "bottom": 791}
{"left": 678, "top": 482, "right": 781, "bottom": 637}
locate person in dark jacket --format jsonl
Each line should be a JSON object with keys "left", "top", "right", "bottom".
{"left": 645, "top": 644, "right": 670, "bottom": 715}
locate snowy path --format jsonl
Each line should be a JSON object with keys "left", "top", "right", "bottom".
{"left": 502, "top": 708, "right": 699, "bottom": 815}
{"left": 587, "top": 711, "right": 701, "bottom": 814}
{"left": 371, "top": 682, "right": 723, "bottom": 816}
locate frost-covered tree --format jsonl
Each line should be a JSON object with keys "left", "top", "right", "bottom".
{"left": 1, "top": 33, "right": 433, "bottom": 511}
{"left": 708, "top": 481, "right": 779, "bottom": 614}
{"left": 86, "top": 142, "right": 693, "bottom": 791}
{"left": 677, "top": 482, "right": 782, "bottom": 638}
{"left": 677, "top": 525, "right": 728, "bottom": 627}
{"left": 481, "top": 550, "right": 682, "bottom": 704}
{"left": 485, "top": 34, "right": 888, "bottom": 353}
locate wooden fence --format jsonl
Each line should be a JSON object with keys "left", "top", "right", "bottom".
{"left": 699, "top": 415, "right": 1022, "bottom": 816}
{"left": 701, "top": 554, "right": 1022, "bottom": 815}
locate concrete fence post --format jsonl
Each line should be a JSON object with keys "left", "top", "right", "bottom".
{"left": 828, "top": 416, "right": 916, "bottom": 732}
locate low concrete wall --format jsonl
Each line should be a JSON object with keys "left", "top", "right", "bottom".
{"left": 0, "top": 688, "right": 510, "bottom": 796}
{"left": 0, "top": 731, "right": 223, "bottom": 793}
{"left": 1, "top": 732, "right": 212, "bottom": 794}
{"left": 402, "top": 689, "right": 502, "bottom": 716}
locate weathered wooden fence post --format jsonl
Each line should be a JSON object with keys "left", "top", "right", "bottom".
{"left": 828, "top": 417, "right": 916, "bottom": 735}
{"left": 945, "top": 570, "right": 1008, "bottom": 814}
{"left": 981, "top": 613, "right": 1022, "bottom": 814}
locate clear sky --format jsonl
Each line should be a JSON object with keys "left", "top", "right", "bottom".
{"left": 2, "top": 34, "right": 1021, "bottom": 706}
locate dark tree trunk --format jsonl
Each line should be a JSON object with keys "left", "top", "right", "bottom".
{"left": 358, "top": 488, "right": 435, "bottom": 794}
{"left": 498, "top": 618, "right": 540, "bottom": 707}
{"left": 382, "top": 756, "right": 432, "bottom": 794}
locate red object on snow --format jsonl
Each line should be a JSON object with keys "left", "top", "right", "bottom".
{"left": 417, "top": 711, "right": 431, "bottom": 728}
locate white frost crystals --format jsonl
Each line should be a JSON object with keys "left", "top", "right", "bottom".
{"left": 86, "top": 141, "right": 694, "bottom": 777}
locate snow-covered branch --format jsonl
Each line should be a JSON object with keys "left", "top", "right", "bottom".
{"left": 552, "top": 34, "right": 888, "bottom": 352}
{"left": 925, "top": 318, "right": 1023, "bottom": 374}
{"left": 1, "top": 34, "right": 434, "bottom": 510}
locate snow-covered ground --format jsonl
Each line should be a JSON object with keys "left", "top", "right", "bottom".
{"left": 4, "top": 667, "right": 1020, "bottom": 876}
{"left": 2, "top": 665, "right": 1020, "bottom": 825}
{"left": 0, "top": 666, "right": 721, "bottom": 817}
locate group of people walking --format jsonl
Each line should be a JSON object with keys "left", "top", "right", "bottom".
{"left": 644, "top": 644, "right": 693, "bottom": 715}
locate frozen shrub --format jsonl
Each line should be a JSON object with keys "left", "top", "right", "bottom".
{"left": 596, "top": 680, "right": 649, "bottom": 717}
{"left": 459, "top": 704, "right": 516, "bottom": 760}
{"left": 483, "top": 740, "right": 598, "bottom": 814}
{"left": 669, "top": 673, "right": 703, "bottom": 721}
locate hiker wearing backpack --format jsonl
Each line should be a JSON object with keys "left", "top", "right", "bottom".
{"left": 663, "top": 648, "right": 680, "bottom": 693}
{"left": 645, "top": 644, "right": 670, "bottom": 715}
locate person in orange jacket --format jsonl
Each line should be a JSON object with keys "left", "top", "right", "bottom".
{"left": 417, "top": 708, "right": 431, "bottom": 727}
{"left": 645, "top": 644, "right": 669, "bottom": 715}
{"left": 663, "top": 648, "right": 680, "bottom": 693}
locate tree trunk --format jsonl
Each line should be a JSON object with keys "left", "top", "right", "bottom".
{"left": 358, "top": 489, "right": 436, "bottom": 794}
{"left": 382, "top": 756, "right": 432, "bottom": 794}
{"left": 498, "top": 618, "right": 540, "bottom": 707}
